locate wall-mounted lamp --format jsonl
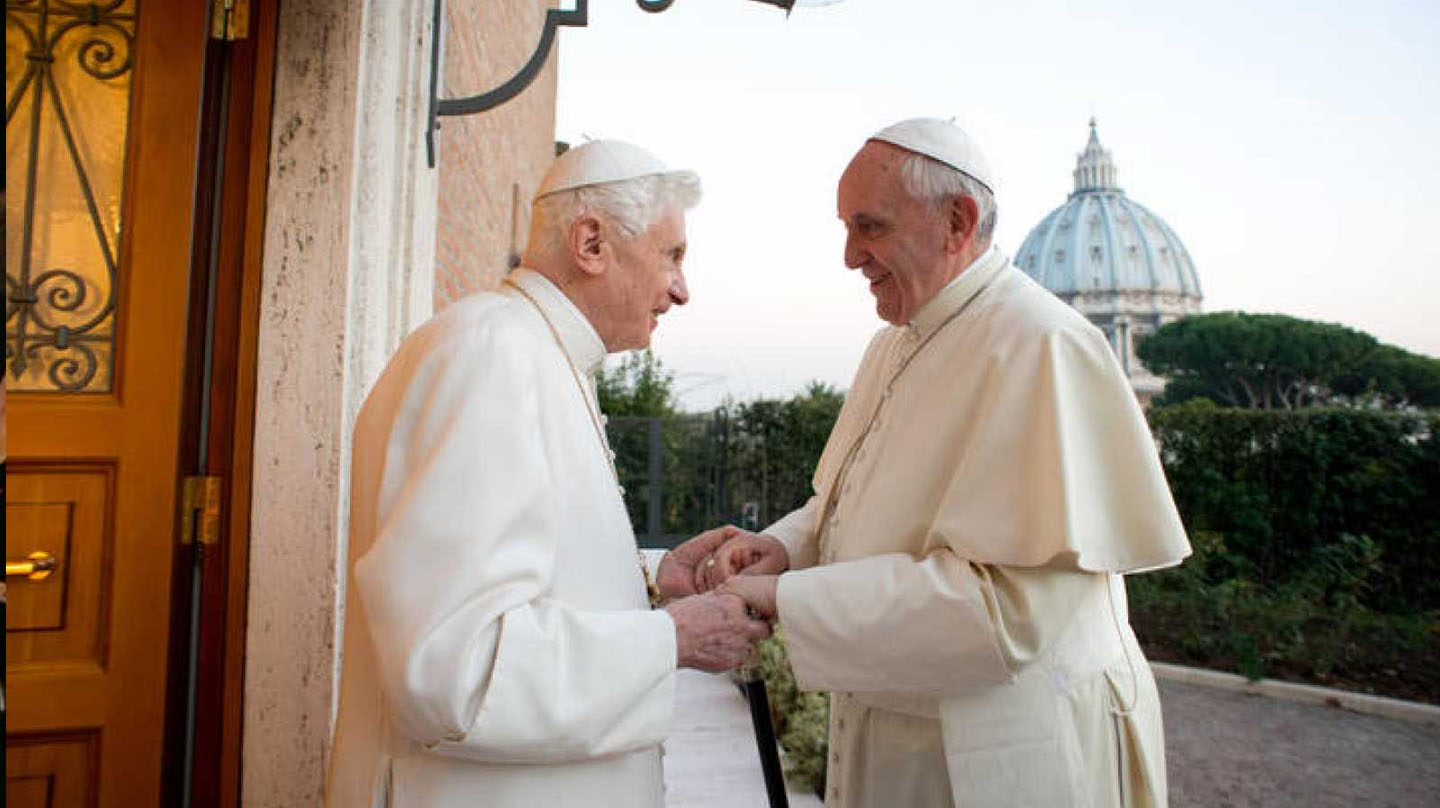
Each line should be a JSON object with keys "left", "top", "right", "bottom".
{"left": 426, "top": 0, "right": 841, "bottom": 167}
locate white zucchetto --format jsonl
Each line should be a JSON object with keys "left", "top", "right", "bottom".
{"left": 869, "top": 118, "right": 996, "bottom": 194}
{"left": 535, "top": 139, "right": 697, "bottom": 201}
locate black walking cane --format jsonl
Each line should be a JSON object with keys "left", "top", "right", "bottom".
{"left": 740, "top": 648, "right": 790, "bottom": 808}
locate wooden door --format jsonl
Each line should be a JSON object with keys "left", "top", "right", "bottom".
{"left": 6, "top": 1, "right": 212, "bottom": 806}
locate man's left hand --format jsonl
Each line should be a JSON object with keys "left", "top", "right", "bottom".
{"left": 655, "top": 525, "right": 743, "bottom": 601}
{"left": 719, "top": 574, "right": 780, "bottom": 621}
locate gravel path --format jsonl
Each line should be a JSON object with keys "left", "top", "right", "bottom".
{"left": 1161, "top": 679, "right": 1440, "bottom": 808}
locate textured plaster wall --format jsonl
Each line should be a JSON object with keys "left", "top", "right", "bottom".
{"left": 244, "top": 4, "right": 361, "bottom": 804}
{"left": 434, "top": 0, "right": 559, "bottom": 307}
{"left": 244, "top": 0, "right": 437, "bottom": 804}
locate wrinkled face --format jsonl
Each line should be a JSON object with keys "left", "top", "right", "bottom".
{"left": 600, "top": 209, "right": 690, "bottom": 351}
{"left": 837, "top": 143, "right": 950, "bottom": 325}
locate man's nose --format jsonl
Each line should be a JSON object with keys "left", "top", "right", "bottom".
{"left": 843, "top": 233, "right": 867, "bottom": 269}
{"left": 669, "top": 268, "right": 690, "bottom": 306}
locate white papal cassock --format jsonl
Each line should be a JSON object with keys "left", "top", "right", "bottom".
{"left": 767, "top": 247, "right": 1191, "bottom": 808}
{"left": 326, "top": 269, "right": 677, "bottom": 808}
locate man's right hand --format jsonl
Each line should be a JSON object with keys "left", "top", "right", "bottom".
{"left": 665, "top": 591, "right": 772, "bottom": 672}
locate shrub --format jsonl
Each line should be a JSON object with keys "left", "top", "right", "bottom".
{"left": 1148, "top": 403, "right": 1440, "bottom": 612}
{"left": 1128, "top": 531, "right": 1440, "bottom": 701}
{"left": 757, "top": 628, "right": 829, "bottom": 797}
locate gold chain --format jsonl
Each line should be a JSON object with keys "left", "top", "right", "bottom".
{"left": 505, "top": 278, "right": 662, "bottom": 607}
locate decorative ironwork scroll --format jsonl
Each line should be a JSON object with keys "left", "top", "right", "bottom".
{"left": 6, "top": 0, "right": 138, "bottom": 392}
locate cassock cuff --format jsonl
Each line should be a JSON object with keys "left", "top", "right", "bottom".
{"left": 764, "top": 506, "right": 819, "bottom": 571}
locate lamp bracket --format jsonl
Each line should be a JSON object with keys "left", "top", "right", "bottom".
{"left": 427, "top": 0, "right": 590, "bottom": 168}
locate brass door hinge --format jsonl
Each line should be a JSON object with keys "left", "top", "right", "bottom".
{"left": 181, "top": 476, "right": 224, "bottom": 546}
{"left": 211, "top": 0, "right": 250, "bottom": 41}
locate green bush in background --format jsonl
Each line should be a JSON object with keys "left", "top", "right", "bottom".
{"left": 1147, "top": 402, "right": 1440, "bottom": 612}
{"left": 1135, "top": 403, "right": 1439, "bottom": 700}
{"left": 723, "top": 383, "right": 844, "bottom": 530}
{"left": 757, "top": 629, "right": 830, "bottom": 797}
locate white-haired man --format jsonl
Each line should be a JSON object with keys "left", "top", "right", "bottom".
{"left": 690, "top": 119, "right": 1192, "bottom": 807}
{"left": 326, "top": 140, "right": 770, "bottom": 808}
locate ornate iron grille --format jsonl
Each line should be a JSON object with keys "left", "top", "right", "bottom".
{"left": 6, "top": 0, "right": 138, "bottom": 392}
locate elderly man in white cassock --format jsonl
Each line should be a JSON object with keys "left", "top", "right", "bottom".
{"left": 689, "top": 118, "right": 1193, "bottom": 807}
{"left": 325, "top": 140, "right": 772, "bottom": 808}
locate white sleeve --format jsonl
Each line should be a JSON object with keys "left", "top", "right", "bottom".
{"left": 351, "top": 328, "right": 675, "bottom": 764}
{"left": 763, "top": 495, "right": 822, "bottom": 570}
{"left": 776, "top": 551, "right": 1097, "bottom": 696}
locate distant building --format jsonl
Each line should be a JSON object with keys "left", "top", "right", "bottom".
{"left": 1017, "top": 121, "right": 1203, "bottom": 402}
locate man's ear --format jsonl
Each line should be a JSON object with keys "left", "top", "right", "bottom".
{"left": 944, "top": 194, "right": 980, "bottom": 255}
{"left": 569, "top": 214, "right": 606, "bottom": 277}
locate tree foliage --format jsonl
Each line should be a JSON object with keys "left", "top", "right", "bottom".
{"left": 1138, "top": 312, "right": 1440, "bottom": 410}
{"left": 724, "top": 382, "right": 845, "bottom": 529}
{"left": 596, "top": 349, "right": 678, "bottom": 416}
{"left": 600, "top": 371, "right": 843, "bottom": 544}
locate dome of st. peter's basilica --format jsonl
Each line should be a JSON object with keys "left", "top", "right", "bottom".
{"left": 1016, "top": 121, "right": 1203, "bottom": 401}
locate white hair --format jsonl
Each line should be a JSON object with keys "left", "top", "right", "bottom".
{"left": 527, "top": 171, "right": 702, "bottom": 262}
{"left": 897, "top": 153, "right": 997, "bottom": 244}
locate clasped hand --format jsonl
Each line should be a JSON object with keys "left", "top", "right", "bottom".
{"left": 657, "top": 526, "right": 790, "bottom": 671}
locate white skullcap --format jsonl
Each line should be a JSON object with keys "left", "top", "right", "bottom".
{"left": 535, "top": 139, "right": 697, "bottom": 201}
{"left": 868, "top": 118, "right": 996, "bottom": 194}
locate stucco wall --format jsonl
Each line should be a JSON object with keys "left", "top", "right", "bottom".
{"left": 434, "top": 0, "right": 559, "bottom": 306}
{"left": 244, "top": 3, "right": 366, "bottom": 803}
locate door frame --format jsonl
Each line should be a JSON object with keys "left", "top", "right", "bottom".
{"left": 160, "top": 2, "right": 278, "bottom": 805}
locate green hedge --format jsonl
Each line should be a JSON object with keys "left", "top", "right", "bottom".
{"left": 1133, "top": 403, "right": 1440, "bottom": 702}
{"left": 1147, "top": 402, "right": 1440, "bottom": 612}
{"left": 1129, "top": 529, "right": 1439, "bottom": 698}
{"left": 757, "top": 629, "right": 829, "bottom": 797}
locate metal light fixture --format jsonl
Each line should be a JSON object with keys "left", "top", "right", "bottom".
{"left": 426, "top": 0, "right": 841, "bottom": 166}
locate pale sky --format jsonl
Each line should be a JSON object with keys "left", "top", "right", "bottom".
{"left": 555, "top": 0, "right": 1440, "bottom": 411}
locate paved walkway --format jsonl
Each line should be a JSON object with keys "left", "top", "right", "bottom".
{"left": 1161, "top": 678, "right": 1440, "bottom": 807}
{"left": 666, "top": 669, "right": 1440, "bottom": 808}
{"left": 665, "top": 670, "right": 820, "bottom": 808}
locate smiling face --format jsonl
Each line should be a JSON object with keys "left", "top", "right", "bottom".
{"left": 837, "top": 142, "right": 955, "bottom": 325}
{"left": 595, "top": 209, "right": 690, "bottom": 351}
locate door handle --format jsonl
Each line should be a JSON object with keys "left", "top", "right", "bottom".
{"left": 6, "top": 551, "right": 57, "bottom": 581}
